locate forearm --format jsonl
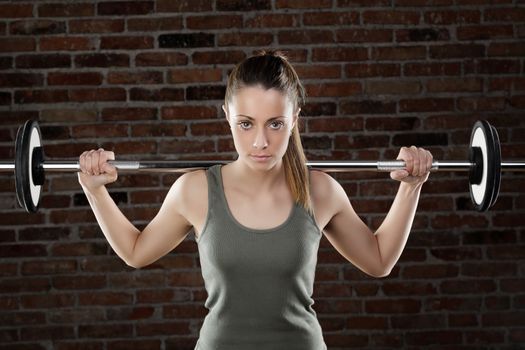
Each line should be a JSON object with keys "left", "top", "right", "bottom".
{"left": 83, "top": 185, "right": 141, "bottom": 265}
{"left": 374, "top": 181, "right": 423, "bottom": 273}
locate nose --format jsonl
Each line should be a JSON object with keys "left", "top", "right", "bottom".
{"left": 252, "top": 128, "right": 268, "bottom": 149}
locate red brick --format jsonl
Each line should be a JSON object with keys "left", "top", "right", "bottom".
{"left": 337, "top": 28, "right": 392, "bottom": 43}
{"left": 363, "top": 10, "right": 420, "bottom": 24}
{"left": 69, "top": 19, "right": 124, "bottom": 33}
{"left": 107, "top": 71, "right": 163, "bottom": 85}
{"left": 48, "top": 72, "right": 103, "bottom": 86}
{"left": 40, "top": 37, "right": 94, "bottom": 51}
{"left": 10, "top": 20, "right": 66, "bottom": 35}
{"left": 485, "top": 7, "right": 525, "bottom": 21}
{"left": 373, "top": 46, "right": 426, "bottom": 60}
{"left": 449, "top": 313, "right": 479, "bottom": 327}
{"left": 79, "top": 324, "right": 133, "bottom": 338}
{"left": 20, "top": 294, "right": 75, "bottom": 309}
{"left": 0, "top": 37, "right": 35, "bottom": 52}
{"left": 482, "top": 312, "right": 525, "bottom": 327}
{"left": 159, "top": 139, "right": 215, "bottom": 154}
{"left": 404, "top": 62, "right": 461, "bottom": 76}
{"left": 136, "top": 52, "right": 187, "bottom": 67}
{"left": 365, "top": 299, "right": 421, "bottom": 314}
{"left": 157, "top": 0, "right": 212, "bottom": 12}
{"left": 75, "top": 53, "right": 129, "bottom": 67}
{"left": 366, "top": 80, "right": 421, "bottom": 95}
{"left": 100, "top": 36, "right": 154, "bottom": 50}
{"left": 430, "top": 44, "right": 485, "bottom": 58}
{"left": 168, "top": 68, "right": 222, "bottom": 84}
{"left": 346, "top": 316, "right": 388, "bottom": 329}
{"left": 306, "top": 82, "right": 362, "bottom": 97}
{"left": 279, "top": 29, "right": 334, "bottom": 45}
{"left": 440, "top": 279, "right": 497, "bottom": 294}
{"left": 21, "top": 260, "right": 77, "bottom": 275}
{"left": 245, "top": 13, "right": 298, "bottom": 28}
{"left": 136, "top": 321, "right": 190, "bottom": 336}
{"left": 128, "top": 17, "right": 183, "bottom": 31}
{"left": 0, "top": 4, "right": 33, "bottom": 18}
{"left": 427, "top": 78, "right": 483, "bottom": 93}
{"left": 97, "top": 1, "right": 153, "bottom": 15}
{"left": 191, "top": 121, "right": 230, "bottom": 136}
{"left": 276, "top": 0, "right": 331, "bottom": 8}
{"left": 406, "top": 331, "right": 463, "bottom": 345}
{"left": 0, "top": 73, "right": 44, "bottom": 87}
{"left": 108, "top": 340, "right": 161, "bottom": 350}
{"left": 131, "top": 123, "right": 186, "bottom": 137}
{"left": 131, "top": 87, "right": 184, "bottom": 101}
{"left": 424, "top": 10, "right": 481, "bottom": 24}
{"left": 187, "top": 15, "right": 242, "bottom": 29}
{"left": 308, "top": 117, "right": 363, "bottom": 132}
{"left": 391, "top": 314, "right": 447, "bottom": 329}
{"left": 425, "top": 297, "right": 482, "bottom": 311}
{"left": 218, "top": 32, "right": 273, "bottom": 46}
{"left": 399, "top": 98, "right": 455, "bottom": 112}
{"left": 458, "top": 25, "right": 513, "bottom": 40}
{"left": 295, "top": 64, "right": 341, "bottom": 79}
{"left": 161, "top": 106, "right": 217, "bottom": 120}
{"left": 53, "top": 276, "right": 107, "bottom": 290}
{"left": 69, "top": 88, "right": 126, "bottom": 102}
{"left": 382, "top": 281, "right": 437, "bottom": 296}
{"left": 345, "top": 63, "right": 400, "bottom": 77}
{"left": 79, "top": 292, "right": 133, "bottom": 306}
{"left": 396, "top": 28, "right": 450, "bottom": 42}
{"left": 102, "top": 107, "right": 157, "bottom": 121}
{"left": 16, "top": 54, "right": 70, "bottom": 68}
{"left": 312, "top": 47, "right": 368, "bottom": 61}
{"left": 192, "top": 50, "right": 246, "bottom": 65}
{"left": 304, "top": 11, "right": 359, "bottom": 26}
{"left": 38, "top": 3, "right": 94, "bottom": 17}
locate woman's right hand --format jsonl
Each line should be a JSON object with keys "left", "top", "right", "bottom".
{"left": 78, "top": 148, "right": 118, "bottom": 191}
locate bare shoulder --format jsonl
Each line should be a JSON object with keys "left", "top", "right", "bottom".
{"left": 309, "top": 170, "right": 348, "bottom": 229}
{"left": 310, "top": 170, "right": 342, "bottom": 201}
{"left": 175, "top": 169, "right": 207, "bottom": 205}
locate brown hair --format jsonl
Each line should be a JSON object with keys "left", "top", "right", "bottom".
{"left": 224, "top": 50, "right": 312, "bottom": 214}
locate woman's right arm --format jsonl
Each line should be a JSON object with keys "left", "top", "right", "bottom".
{"left": 79, "top": 149, "right": 194, "bottom": 269}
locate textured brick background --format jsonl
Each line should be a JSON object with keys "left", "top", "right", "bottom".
{"left": 0, "top": 0, "right": 524, "bottom": 349}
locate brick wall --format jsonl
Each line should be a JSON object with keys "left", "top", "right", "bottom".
{"left": 0, "top": 0, "right": 524, "bottom": 349}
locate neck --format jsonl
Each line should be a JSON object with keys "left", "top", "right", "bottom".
{"left": 229, "top": 158, "right": 287, "bottom": 191}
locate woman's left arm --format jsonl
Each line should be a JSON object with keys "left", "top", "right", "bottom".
{"left": 318, "top": 146, "right": 432, "bottom": 278}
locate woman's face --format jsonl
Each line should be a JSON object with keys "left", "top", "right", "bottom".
{"left": 223, "top": 85, "right": 299, "bottom": 171}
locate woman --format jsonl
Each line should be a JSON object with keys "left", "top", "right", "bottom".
{"left": 79, "top": 50, "right": 433, "bottom": 350}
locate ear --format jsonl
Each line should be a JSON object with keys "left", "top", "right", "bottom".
{"left": 292, "top": 108, "right": 300, "bottom": 129}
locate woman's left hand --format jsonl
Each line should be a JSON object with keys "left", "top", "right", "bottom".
{"left": 390, "top": 146, "right": 433, "bottom": 185}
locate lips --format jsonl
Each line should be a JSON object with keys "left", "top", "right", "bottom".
{"left": 250, "top": 154, "right": 271, "bottom": 162}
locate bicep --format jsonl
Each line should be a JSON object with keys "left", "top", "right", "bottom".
{"left": 130, "top": 173, "right": 194, "bottom": 268}
{"left": 321, "top": 177, "right": 384, "bottom": 277}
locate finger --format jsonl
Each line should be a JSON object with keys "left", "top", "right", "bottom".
{"left": 427, "top": 150, "right": 433, "bottom": 173}
{"left": 390, "top": 170, "right": 409, "bottom": 181}
{"left": 418, "top": 148, "right": 427, "bottom": 177}
{"left": 397, "top": 147, "right": 412, "bottom": 174}
{"left": 411, "top": 146, "right": 420, "bottom": 177}
{"left": 79, "top": 151, "right": 88, "bottom": 173}
{"left": 86, "top": 150, "right": 93, "bottom": 175}
{"left": 90, "top": 150, "right": 100, "bottom": 176}
{"left": 98, "top": 149, "right": 108, "bottom": 173}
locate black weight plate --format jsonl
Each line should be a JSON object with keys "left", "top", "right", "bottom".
{"left": 488, "top": 124, "right": 501, "bottom": 209}
{"left": 15, "top": 120, "right": 42, "bottom": 213}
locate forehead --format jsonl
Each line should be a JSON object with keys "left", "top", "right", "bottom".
{"left": 230, "top": 86, "right": 293, "bottom": 116}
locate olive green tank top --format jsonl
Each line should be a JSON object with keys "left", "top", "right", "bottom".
{"left": 195, "top": 165, "right": 327, "bottom": 350}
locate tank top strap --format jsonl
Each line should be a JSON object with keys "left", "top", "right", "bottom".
{"left": 205, "top": 164, "right": 223, "bottom": 209}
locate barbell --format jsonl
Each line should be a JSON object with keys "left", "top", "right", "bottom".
{"left": 0, "top": 119, "right": 524, "bottom": 213}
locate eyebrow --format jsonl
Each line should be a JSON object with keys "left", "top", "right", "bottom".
{"left": 234, "top": 114, "right": 286, "bottom": 121}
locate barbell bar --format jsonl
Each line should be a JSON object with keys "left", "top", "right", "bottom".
{"left": 1, "top": 119, "right": 524, "bottom": 213}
